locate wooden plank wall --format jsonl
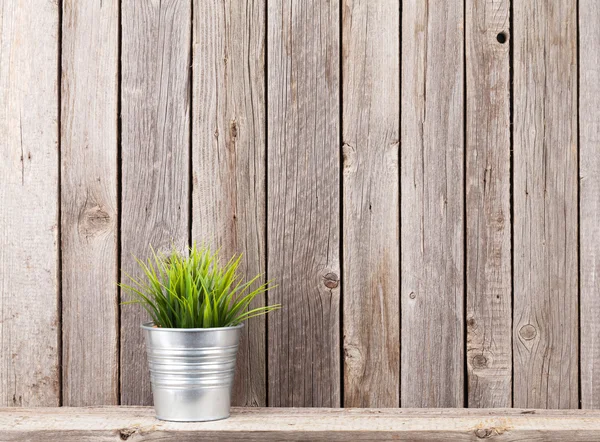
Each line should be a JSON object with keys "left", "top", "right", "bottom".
{"left": 342, "top": 0, "right": 400, "bottom": 408}
{"left": 192, "top": 0, "right": 267, "bottom": 407}
{"left": 61, "top": 0, "right": 119, "bottom": 406}
{"left": 120, "top": 0, "right": 191, "bottom": 406}
{"left": 401, "top": 0, "right": 465, "bottom": 408}
{"left": 0, "top": 0, "right": 60, "bottom": 407}
{"left": 580, "top": 0, "right": 600, "bottom": 410}
{"left": 513, "top": 0, "right": 578, "bottom": 409}
{"left": 465, "top": 0, "right": 511, "bottom": 408}
{"left": 267, "top": 0, "right": 341, "bottom": 407}
{"left": 1, "top": 0, "right": 599, "bottom": 410}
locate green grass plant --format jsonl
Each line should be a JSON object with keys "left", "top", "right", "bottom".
{"left": 120, "top": 244, "right": 279, "bottom": 328}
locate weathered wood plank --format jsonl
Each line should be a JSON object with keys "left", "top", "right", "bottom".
{"left": 465, "top": 0, "right": 512, "bottom": 407}
{"left": 192, "top": 0, "right": 266, "bottom": 407}
{"left": 512, "top": 0, "right": 578, "bottom": 409}
{"left": 580, "top": 0, "right": 600, "bottom": 410}
{"left": 120, "top": 0, "right": 191, "bottom": 405}
{"left": 3, "top": 407, "right": 600, "bottom": 441}
{"left": 401, "top": 0, "right": 465, "bottom": 407}
{"left": 0, "top": 0, "right": 60, "bottom": 406}
{"left": 60, "top": 0, "right": 119, "bottom": 407}
{"left": 267, "top": 0, "right": 341, "bottom": 407}
{"left": 342, "top": 0, "right": 400, "bottom": 407}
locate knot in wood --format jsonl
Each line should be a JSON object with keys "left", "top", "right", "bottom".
{"left": 475, "top": 428, "right": 492, "bottom": 439}
{"left": 344, "top": 344, "right": 361, "bottom": 361}
{"left": 496, "top": 32, "right": 508, "bottom": 44}
{"left": 230, "top": 120, "right": 238, "bottom": 140}
{"left": 519, "top": 324, "right": 537, "bottom": 341}
{"left": 323, "top": 273, "right": 339, "bottom": 289}
{"left": 119, "top": 428, "right": 137, "bottom": 440}
{"left": 495, "top": 213, "right": 505, "bottom": 228}
{"left": 472, "top": 354, "right": 488, "bottom": 369}
{"left": 78, "top": 204, "right": 112, "bottom": 237}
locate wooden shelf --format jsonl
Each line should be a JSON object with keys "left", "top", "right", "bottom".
{"left": 2, "top": 407, "right": 600, "bottom": 441}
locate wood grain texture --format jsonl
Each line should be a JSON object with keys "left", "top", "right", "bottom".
{"left": 512, "top": 0, "right": 578, "bottom": 409}
{"left": 465, "top": 0, "right": 512, "bottom": 407}
{"left": 267, "top": 0, "right": 341, "bottom": 407}
{"left": 0, "top": 0, "right": 60, "bottom": 406}
{"left": 401, "top": 0, "right": 465, "bottom": 408}
{"left": 120, "top": 0, "right": 191, "bottom": 405}
{"left": 60, "top": 0, "right": 119, "bottom": 406}
{"left": 580, "top": 0, "right": 600, "bottom": 410}
{"left": 4, "top": 407, "right": 600, "bottom": 441}
{"left": 342, "top": 0, "right": 400, "bottom": 407}
{"left": 192, "top": 0, "right": 266, "bottom": 407}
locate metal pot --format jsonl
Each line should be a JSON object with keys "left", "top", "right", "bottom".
{"left": 142, "top": 322, "right": 243, "bottom": 421}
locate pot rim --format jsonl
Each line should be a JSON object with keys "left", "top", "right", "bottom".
{"left": 141, "top": 322, "right": 244, "bottom": 332}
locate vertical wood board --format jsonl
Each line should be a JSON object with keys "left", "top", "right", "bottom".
{"left": 579, "top": 0, "right": 600, "bottom": 410}
{"left": 60, "top": 0, "right": 119, "bottom": 406}
{"left": 342, "top": 0, "right": 400, "bottom": 408}
{"left": 512, "top": 0, "right": 578, "bottom": 409}
{"left": 120, "top": 0, "right": 191, "bottom": 405}
{"left": 267, "top": 0, "right": 341, "bottom": 407}
{"left": 465, "top": 0, "right": 512, "bottom": 408}
{"left": 0, "top": 0, "right": 60, "bottom": 407}
{"left": 401, "top": 0, "right": 465, "bottom": 408}
{"left": 192, "top": 0, "right": 266, "bottom": 407}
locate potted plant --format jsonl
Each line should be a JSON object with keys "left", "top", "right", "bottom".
{"left": 120, "top": 244, "right": 279, "bottom": 422}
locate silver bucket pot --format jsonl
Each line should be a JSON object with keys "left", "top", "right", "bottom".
{"left": 142, "top": 322, "right": 243, "bottom": 421}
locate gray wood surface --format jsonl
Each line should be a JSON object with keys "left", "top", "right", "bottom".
{"left": 60, "top": 0, "right": 119, "bottom": 406}
{"left": 3, "top": 0, "right": 600, "bottom": 410}
{"left": 3, "top": 407, "right": 600, "bottom": 441}
{"left": 192, "top": 0, "right": 266, "bottom": 407}
{"left": 0, "top": 0, "right": 60, "bottom": 406}
{"left": 120, "top": 0, "right": 191, "bottom": 405}
{"left": 512, "top": 0, "right": 578, "bottom": 409}
{"left": 342, "top": 0, "right": 400, "bottom": 408}
{"left": 267, "top": 0, "right": 341, "bottom": 407}
{"left": 465, "top": 0, "right": 512, "bottom": 408}
{"left": 401, "top": 0, "right": 465, "bottom": 408}
{"left": 580, "top": 0, "right": 600, "bottom": 410}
